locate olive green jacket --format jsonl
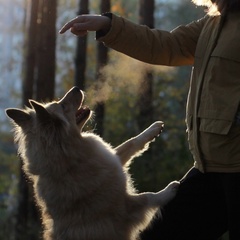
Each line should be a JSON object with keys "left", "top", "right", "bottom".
{"left": 98, "top": 12, "right": 240, "bottom": 172}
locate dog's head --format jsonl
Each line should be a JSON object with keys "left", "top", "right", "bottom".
{"left": 5, "top": 87, "right": 91, "bottom": 175}
{"left": 5, "top": 86, "right": 92, "bottom": 134}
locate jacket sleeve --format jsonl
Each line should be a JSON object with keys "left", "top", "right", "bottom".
{"left": 97, "top": 14, "right": 208, "bottom": 66}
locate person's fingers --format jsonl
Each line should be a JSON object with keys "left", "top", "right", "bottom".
{"left": 59, "top": 15, "right": 110, "bottom": 35}
{"left": 59, "top": 16, "right": 83, "bottom": 34}
{"left": 70, "top": 27, "right": 88, "bottom": 37}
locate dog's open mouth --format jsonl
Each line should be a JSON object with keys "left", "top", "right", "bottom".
{"left": 76, "top": 106, "right": 91, "bottom": 125}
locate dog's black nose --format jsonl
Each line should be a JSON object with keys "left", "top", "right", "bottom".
{"left": 72, "top": 86, "right": 80, "bottom": 92}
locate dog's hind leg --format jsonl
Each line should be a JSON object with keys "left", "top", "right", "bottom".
{"left": 115, "top": 121, "right": 164, "bottom": 165}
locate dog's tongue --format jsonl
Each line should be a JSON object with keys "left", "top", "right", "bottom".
{"left": 76, "top": 107, "right": 89, "bottom": 124}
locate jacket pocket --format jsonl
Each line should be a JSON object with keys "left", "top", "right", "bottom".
{"left": 199, "top": 118, "right": 233, "bottom": 135}
{"left": 198, "top": 109, "right": 235, "bottom": 135}
{"left": 198, "top": 101, "right": 239, "bottom": 135}
{"left": 211, "top": 46, "right": 240, "bottom": 63}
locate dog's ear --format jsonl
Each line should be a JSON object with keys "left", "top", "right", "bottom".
{"left": 29, "top": 100, "right": 52, "bottom": 124}
{"left": 5, "top": 108, "right": 31, "bottom": 127}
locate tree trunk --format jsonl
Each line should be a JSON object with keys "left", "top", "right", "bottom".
{"left": 16, "top": 0, "right": 57, "bottom": 239}
{"left": 15, "top": 160, "right": 29, "bottom": 240}
{"left": 137, "top": 0, "right": 154, "bottom": 129}
{"left": 94, "top": 0, "right": 111, "bottom": 136}
{"left": 139, "top": 0, "right": 154, "bottom": 28}
{"left": 132, "top": 0, "right": 155, "bottom": 192}
{"left": 15, "top": 1, "right": 40, "bottom": 239}
{"left": 75, "top": 0, "right": 89, "bottom": 90}
{"left": 22, "top": 0, "right": 39, "bottom": 106}
{"left": 36, "top": 0, "right": 57, "bottom": 101}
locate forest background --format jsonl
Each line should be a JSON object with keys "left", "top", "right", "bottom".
{"left": 0, "top": 0, "right": 217, "bottom": 239}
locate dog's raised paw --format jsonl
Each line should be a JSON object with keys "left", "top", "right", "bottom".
{"left": 156, "top": 181, "right": 180, "bottom": 207}
{"left": 143, "top": 121, "right": 164, "bottom": 142}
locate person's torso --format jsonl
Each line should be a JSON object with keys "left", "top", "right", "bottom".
{"left": 187, "top": 11, "right": 240, "bottom": 172}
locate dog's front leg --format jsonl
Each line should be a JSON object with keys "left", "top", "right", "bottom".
{"left": 130, "top": 181, "right": 179, "bottom": 211}
{"left": 115, "top": 121, "right": 164, "bottom": 165}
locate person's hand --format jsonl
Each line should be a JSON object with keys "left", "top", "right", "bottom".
{"left": 59, "top": 14, "right": 111, "bottom": 37}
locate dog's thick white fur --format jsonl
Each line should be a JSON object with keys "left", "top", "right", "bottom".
{"left": 6, "top": 87, "right": 179, "bottom": 240}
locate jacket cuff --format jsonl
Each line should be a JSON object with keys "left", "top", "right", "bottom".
{"left": 96, "top": 13, "right": 127, "bottom": 46}
{"left": 96, "top": 12, "right": 113, "bottom": 39}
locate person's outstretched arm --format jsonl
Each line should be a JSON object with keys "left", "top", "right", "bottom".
{"left": 59, "top": 13, "right": 207, "bottom": 66}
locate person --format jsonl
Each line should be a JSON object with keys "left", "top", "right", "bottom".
{"left": 59, "top": 0, "right": 240, "bottom": 239}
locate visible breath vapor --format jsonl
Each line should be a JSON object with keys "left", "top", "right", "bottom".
{"left": 85, "top": 51, "right": 173, "bottom": 107}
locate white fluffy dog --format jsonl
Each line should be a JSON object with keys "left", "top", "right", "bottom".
{"left": 6, "top": 87, "right": 179, "bottom": 240}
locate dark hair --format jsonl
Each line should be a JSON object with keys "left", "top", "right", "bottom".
{"left": 216, "top": 0, "right": 240, "bottom": 12}
{"left": 228, "top": 0, "right": 240, "bottom": 9}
